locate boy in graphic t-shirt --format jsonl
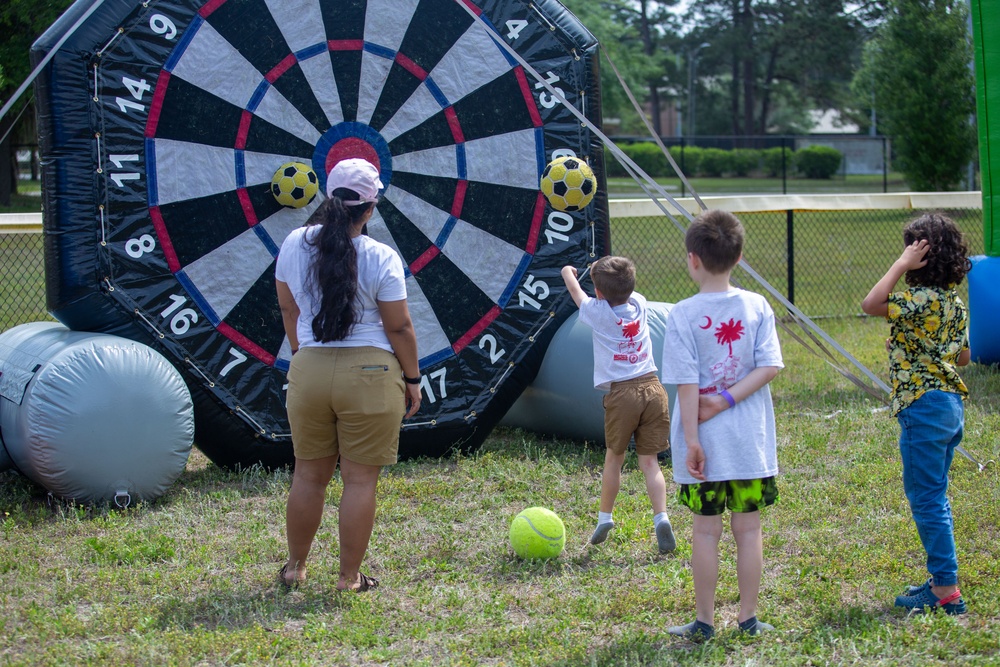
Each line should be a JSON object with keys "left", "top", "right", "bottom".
{"left": 661, "top": 209, "right": 783, "bottom": 639}
{"left": 561, "top": 256, "right": 676, "bottom": 554}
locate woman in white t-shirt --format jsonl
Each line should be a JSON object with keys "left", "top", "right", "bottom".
{"left": 275, "top": 158, "right": 421, "bottom": 592}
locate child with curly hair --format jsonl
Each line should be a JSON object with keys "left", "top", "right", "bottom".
{"left": 862, "top": 212, "right": 972, "bottom": 615}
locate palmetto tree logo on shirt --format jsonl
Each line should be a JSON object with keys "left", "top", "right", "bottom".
{"left": 715, "top": 318, "right": 745, "bottom": 356}
{"left": 621, "top": 319, "right": 640, "bottom": 342}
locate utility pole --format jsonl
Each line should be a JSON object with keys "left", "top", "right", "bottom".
{"left": 687, "top": 43, "right": 709, "bottom": 138}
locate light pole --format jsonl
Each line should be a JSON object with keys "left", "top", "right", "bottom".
{"left": 687, "top": 42, "right": 709, "bottom": 138}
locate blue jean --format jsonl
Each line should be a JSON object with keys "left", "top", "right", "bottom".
{"left": 897, "top": 390, "right": 964, "bottom": 587}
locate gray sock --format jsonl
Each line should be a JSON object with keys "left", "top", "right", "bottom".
{"left": 655, "top": 518, "right": 676, "bottom": 553}
{"left": 590, "top": 521, "right": 615, "bottom": 545}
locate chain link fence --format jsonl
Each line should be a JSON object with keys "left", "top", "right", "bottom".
{"left": 0, "top": 229, "right": 51, "bottom": 331}
{"left": 611, "top": 197, "right": 984, "bottom": 319}
{"left": 0, "top": 196, "right": 986, "bottom": 332}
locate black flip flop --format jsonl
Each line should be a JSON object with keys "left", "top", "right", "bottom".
{"left": 277, "top": 564, "right": 300, "bottom": 591}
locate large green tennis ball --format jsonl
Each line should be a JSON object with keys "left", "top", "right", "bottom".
{"left": 509, "top": 507, "right": 566, "bottom": 560}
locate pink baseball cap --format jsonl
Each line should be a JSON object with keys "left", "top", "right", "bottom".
{"left": 325, "top": 158, "right": 384, "bottom": 205}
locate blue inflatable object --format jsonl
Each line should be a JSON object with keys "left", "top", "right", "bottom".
{"left": 0, "top": 323, "right": 194, "bottom": 505}
{"left": 968, "top": 255, "right": 1000, "bottom": 364}
{"left": 502, "top": 302, "right": 675, "bottom": 443}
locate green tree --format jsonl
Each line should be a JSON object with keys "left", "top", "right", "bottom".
{"left": 684, "top": 0, "right": 865, "bottom": 136}
{"left": 562, "top": 0, "right": 683, "bottom": 136}
{"left": 0, "top": 0, "right": 75, "bottom": 205}
{"left": 851, "top": 0, "right": 975, "bottom": 191}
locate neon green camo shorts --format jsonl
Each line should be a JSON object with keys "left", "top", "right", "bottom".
{"left": 677, "top": 477, "right": 778, "bottom": 516}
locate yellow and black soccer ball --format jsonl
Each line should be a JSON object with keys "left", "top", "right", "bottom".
{"left": 539, "top": 156, "right": 596, "bottom": 212}
{"left": 271, "top": 162, "right": 319, "bottom": 208}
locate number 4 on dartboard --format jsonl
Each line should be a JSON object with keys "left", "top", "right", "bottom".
{"left": 505, "top": 19, "right": 527, "bottom": 40}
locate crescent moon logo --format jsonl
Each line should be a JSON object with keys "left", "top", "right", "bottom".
{"left": 699, "top": 316, "right": 712, "bottom": 330}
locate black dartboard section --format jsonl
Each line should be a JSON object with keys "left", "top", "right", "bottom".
{"left": 33, "top": 0, "right": 610, "bottom": 469}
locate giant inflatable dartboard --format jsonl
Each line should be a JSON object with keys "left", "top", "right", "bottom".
{"left": 33, "top": 0, "right": 609, "bottom": 468}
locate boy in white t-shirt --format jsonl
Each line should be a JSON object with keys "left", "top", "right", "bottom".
{"left": 561, "top": 256, "right": 676, "bottom": 554}
{"left": 661, "top": 210, "right": 783, "bottom": 639}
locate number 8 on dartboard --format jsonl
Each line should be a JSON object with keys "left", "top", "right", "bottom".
{"left": 34, "top": 0, "right": 609, "bottom": 468}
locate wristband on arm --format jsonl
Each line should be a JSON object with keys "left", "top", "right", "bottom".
{"left": 720, "top": 389, "right": 736, "bottom": 408}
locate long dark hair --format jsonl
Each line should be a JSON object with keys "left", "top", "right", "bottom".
{"left": 304, "top": 189, "right": 374, "bottom": 342}
{"left": 902, "top": 213, "right": 971, "bottom": 289}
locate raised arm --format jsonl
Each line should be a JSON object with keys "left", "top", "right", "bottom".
{"left": 862, "top": 239, "right": 930, "bottom": 317}
{"left": 560, "top": 265, "right": 587, "bottom": 307}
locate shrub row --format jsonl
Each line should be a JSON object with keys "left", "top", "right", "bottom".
{"left": 604, "top": 143, "right": 843, "bottom": 179}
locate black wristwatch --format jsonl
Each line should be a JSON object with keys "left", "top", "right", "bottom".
{"left": 403, "top": 374, "right": 421, "bottom": 385}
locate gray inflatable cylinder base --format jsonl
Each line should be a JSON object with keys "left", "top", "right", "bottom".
{"left": 0, "top": 322, "right": 194, "bottom": 505}
{"left": 502, "top": 302, "right": 676, "bottom": 443}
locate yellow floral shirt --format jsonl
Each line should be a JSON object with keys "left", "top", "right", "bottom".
{"left": 886, "top": 285, "right": 968, "bottom": 415}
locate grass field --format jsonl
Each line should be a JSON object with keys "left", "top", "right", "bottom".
{"left": 1, "top": 317, "right": 998, "bottom": 666}
{"left": 1, "top": 177, "right": 997, "bottom": 664}
{"left": 608, "top": 173, "right": 911, "bottom": 198}
{"left": 1, "top": 181, "right": 43, "bottom": 214}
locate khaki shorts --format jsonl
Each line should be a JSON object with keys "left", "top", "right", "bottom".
{"left": 285, "top": 346, "right": 405, "bottom": 465}
{"left": 603, "top": 372, "right": 670, "bottom": 456}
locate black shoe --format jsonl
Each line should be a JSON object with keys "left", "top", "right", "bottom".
{"left": 668, "top": 619, "right": 714, "bottom": 640}
{"left": 738, "top": 616, "right": 774, "bottom": 635}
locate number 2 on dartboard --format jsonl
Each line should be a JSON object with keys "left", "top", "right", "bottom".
{"left": 479, "top": 334, "right": 506, "bottom": 363}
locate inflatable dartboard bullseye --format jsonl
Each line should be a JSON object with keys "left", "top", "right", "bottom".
{"left": 33, "top": 0, "right": 609, "bottom": 469}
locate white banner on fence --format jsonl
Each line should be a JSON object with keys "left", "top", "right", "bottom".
{"left": 608, "top": 192, "right": 983, "bottom": 219}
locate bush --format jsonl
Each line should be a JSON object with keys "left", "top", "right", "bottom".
{"left": 729, "top": 149, "right": 762, "bottom": 176}
{"left": 670, "top": 146, "right": 704, "bottom": 177}
{"left": 699, "top": 148, "right": 730, "bottom": 177}
{"left": 603, "top": 143, "right": 672, "bottom": 178}
{"left": 624, "top": 142, "right": 669, "bottom": 178}
{"left": 604, "top": 145, "right": 628, "bottom": 178}
{"left": 795, "top": 145, "right": 843, "bottom": 179}
{"left": 762, "top": 147, "right": 795, "bottom": 177}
